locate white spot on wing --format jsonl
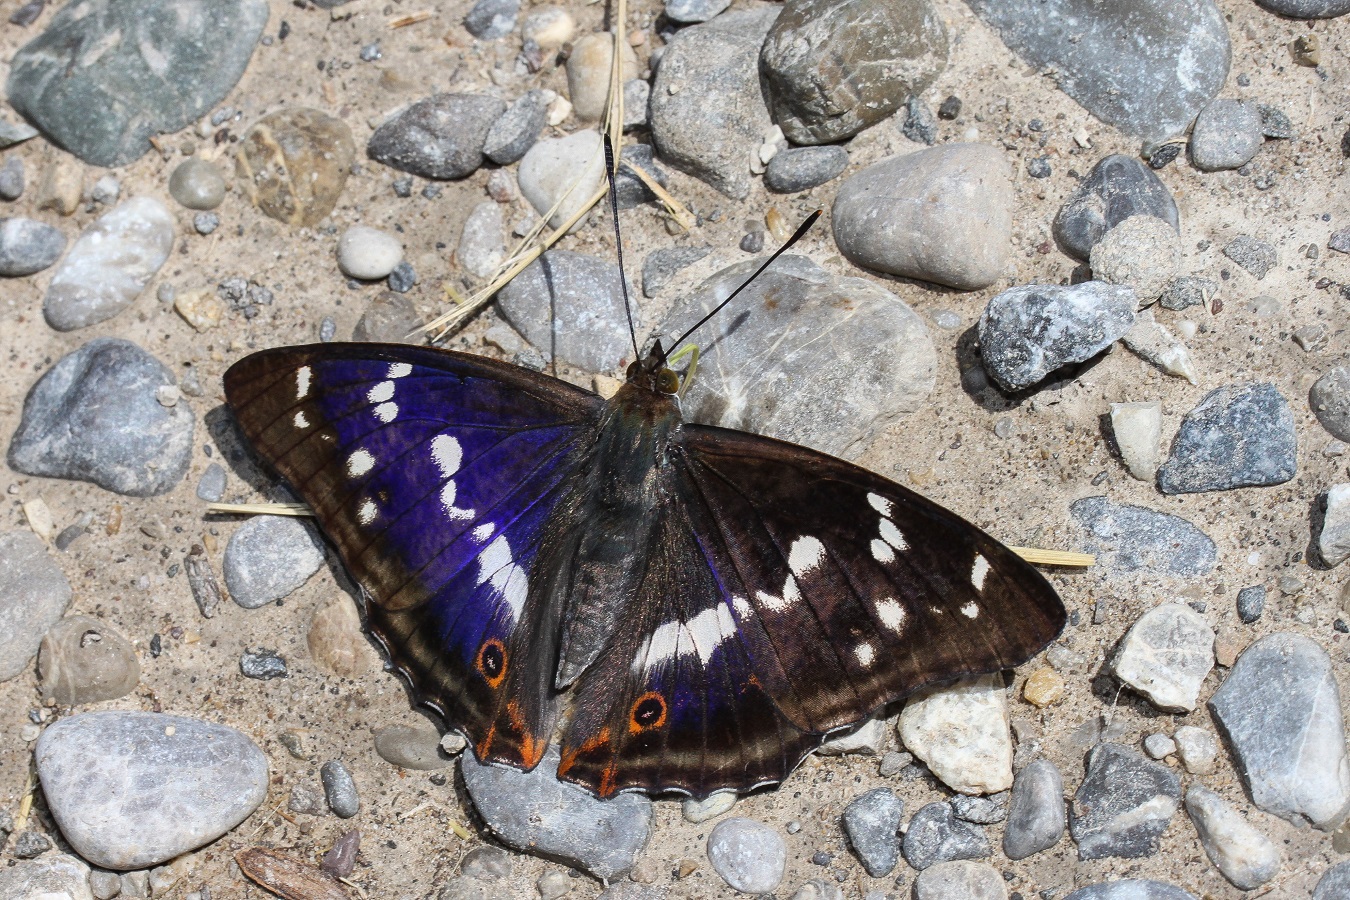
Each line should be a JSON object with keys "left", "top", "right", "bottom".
{"left": 633, "top": 603, "right": 737, "bottom": 672}
{"left": 347, "top": 449, "right": 375, "bottom": 478}
{"left": 388, "top": 362, "right": 412, "bottom": 378}
{"left": 357, "top": 499, "right": 377, "bottom": 525}
{"left": 961, "top": 601, "right": 980, "bottom": 619}
{"left": 477, "top": 535, "right": 528, "bottom": 620}
{"left": 439, "top": 482, "right": 474, "bottom": 521}
{"left": 879, "top": 518, "right": 908, "bottom": 551}
{"left": 296, "top": 366, "right": 311, "bottom": 399}
{"left": 871, "top": 539, "right": 896, "bottom": 564}
{"left": 788, "top": 536, "right": 826, "bottom": 577}
{"left": 875, "top": 598, "right": 906, "bottom": 632}
{"left": 867, "top": 492, "right": 893, "bottom": 517}
{"left": 757, "top": 574, "right": 801, "bottom": 612}
{"left": 855, "top": 642, "right": 875, "bottom": 667}
{"left": 971, "top": 554, "right": 990, "bottom": 592}
{"left": 293, "top": 411, "right": 309, "bottom": 429}
{"left": 431, "top": 434, "right": 463, "bottom": 478}
{"left": 732, "top": 596, "right": 751, "bottom": 617}
{"left": 368, "top": 380, "right": 395, "bottom": 403}
{"left": 472, "top": 523, "right": 495, "bottom": 542}
{"left": 374, "top": 401, "right": 398, "bottom": 423}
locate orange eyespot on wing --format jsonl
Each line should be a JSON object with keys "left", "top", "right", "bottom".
{"left": 628, "top": 691, "right": 668, "bottom": 734}
{"left": 476, "top": 639, "right": 507, "bottom": 688}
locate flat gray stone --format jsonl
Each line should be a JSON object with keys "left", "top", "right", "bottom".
{"left": 1065, "top": 882, "right": 1198, "bottom": 900}
{"left": 38, "top": 614, "right": 140, "bottom": 705}
{"left": 1209, "top": 633, "right": 1350, "bottom": 830}
{"left": 1070, "top": 743, "right": 1180, "bottom": 860}
{"left": 1110, "top": 603, "right": 1214, "bottom": 713}
{"left": 706, "top": 818, "right": 786, "bottom": 893}
{"left": 0, "top": 855, "right": 92, "bottom": 900}
{"left": 1223, "top": 235, "right": 1277, "bottom": 280}
{"left": 367, "top": 94, "right": 505, "bottom": 180}
{"left": 1311, "top": 366, "right": 1350, "bottom": 441}
{"left": 223, "top": 515, "right": 326, "bottom": 608}
{"left": 373, "top": 724, "right": 452, "bottom": 770}
{"left": 0, "top": 217, "right": 65, "bottom": 276}
{"left": 842, "top": 788, "right": 903, "bottom": 876}
{"left": 0, "top": 531, "right": 72, "bottom": 682}
{"left": 35, "top": 711, "right": 269, "bottom": 869}
{"left": 902, "top": 802, "right": 991, "bottom": 870}
{"left": 484, "top": 89, "right": 550, "bottom": 165}
{"left": 1184, "top": 784, "right": 1281, "bottom": 890}
{"left": 1316, "top": 862, "right": 1350, "bottom": 900}
{"left": 461, "top": 744, "right": 653, "bottom": 880}
{"left": 656, "top": 254, "right": 936, "bottom": 459}
{"left": 964, "top": 0, "right": 1229, "bottom": 145}
{"left": 1256, "top": 0, "right": 1350, "bottom": 15}
{"left": 1053, "top": 155, "right": 1178, "bottom": 261}
{"left": 1159, "top": 276, "right": 1217, "bottom": 311}
{"left": 1190, "top": 99, "right": 1263, "bottom": 171}
{"left": 1157, "top": 382, "right": 1297, "bottom": 494}
{"left": 1003, "top": 758, "right": 1065, "bottom": 860}
{"left": 764, "top": 146, "right": 849, "bottom": 193}
{"left": 1070, "top": 496, "right": 1216, "bottom": 577}
{"left": 6, "top": 0, "right": 268, "bottom": 166}
{"left": 8, "top": 338, "right": 195, "bottom": 496}
{"left": 913, "top": 861, "right": 1007, "bottom": 900}
{"left": 196, "top": 462, "right": 227, "bottom": 503}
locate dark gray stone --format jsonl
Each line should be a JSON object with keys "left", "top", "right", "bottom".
{"left": 0, "top": 156, "right": 24, "bottom": 201}
{"left": 0, "top": 217, "right": 64, "bottom": 276}
{"left": 950, "top": 795, "right": 1005, "bottom": 825}
{"left": 464, "top": 0, "right": 518, "bottom": 39}
{"left": 1003, "top": 758, "right": 1065, "bottom": 860}
{"left": 1223, "top": 235, "right": 1277, "bottom": 279}
{"left": 1053, "top": 155, "right": 1178, "bottom": 261}
{"left": 1157, "top": 382, "right": 1297, "bottom": 494}
{"left": 764, "top": 146, "right": 848, "bottom": 193}
{"left": 642, "top": 246, "right": 710, "bottom": 297}
{"left": 38, "top": 615, "right": 140, "bottom": 705}
{"left": 1312, "top": 366, "right": 1350, "bottom": 442}
{"left": 352, "top": 290, "right": 424, "bottom": 343}
{"left": 1254, "top": 0, "right": 1350, "bottom": 17}
{"left": 196, "top": 462, "right": 227, "bottom": 502}
{"left": 462, "top": 744, "right": 652, "bottom": 880}
{"left": 0, "top": 532, "right": 72, "bottom": 682}
{"left": 902, "top": 802, "right": 990, "bottom": 870}
{"left": 760, "top": 0, "right": 947, "bottom": 145}
{"left": 1189, "top": 99, "right": 1263, "bottom": 171}
{"left": 321, "top": 760, "right": 361, "bottom": 818}
{"left": 976, "top": 282, "right": 1136, "bottom": 392}
{"left": 1065, "top": 882, "right": 1198, "bottom": 900}
{"left": 387, "top": 261, "right": 416, "bottom": 293}
{"left": 1316, "top": 862, "right": 1350, "bottom": 900}
{"left": 367, "top": 94, "right": 505, "bottom": 180}
{"left": 1159, "top": 275, "right": 1216, "bottom": 311}
{"left": 1259, "top": 104, "right": 1295, "bottom": 139}
{"left": 223, "top": 515, "right": 326, "bottom": 609}
{"left": 614, "top": 144, "right": 670, "bottom": 210}
{"left": 1209, "top": 633, "right": 1350, "bottom": 830}
{"left": 373, "top": 724, "right": 452, "bottom": 770}
{"left": 484, "top": 89, "right": 550, "bottom": 165}
{"left": 1070, "top": 743, "right": 1180, "bottom": 860}
{"left": 841, "top": 788, "right": 903, "bottom": 876}
{"left": 666, "top": 0, "right": 730, "bottom": 23}
{"left": 901, "top": 96, "right": 939, "bottom": 145}
{"left": 1071, "top": 496, "right": 1216, "bottom": 576}
{"left": 8, "top": 339, "right": 195, "bottom": 496}
{"left": 1236, "top": 585, "right": 1265, "bottom": 623}
{"left": 656, "top": 254, "right": 936, "bottom": 458}
{"left": 6, "top": 0, "right": 268, "bottom": 166}
{"left": 964, "top": 0, "right": 1229, "bottom": 145}
{"left": 240, "top": 648, "right": 287, "bottom": 680}
{"left": 12, "top": 831, "right": 51, "bottom": 858}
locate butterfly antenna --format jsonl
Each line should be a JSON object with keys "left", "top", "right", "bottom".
{"left": 603, "top": 135, "right": 642, "bottom": 366}
{"left": 662, "top": 208, "right": 822, "bottom": 364}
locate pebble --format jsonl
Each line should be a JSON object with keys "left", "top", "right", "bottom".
{"left": 43, "top": 197, "right": 175, "bottom": 330}
{"left": 387, "top": 260, "right": 416, "bottom": 293}
{"left": 1173, "top": 726, "right": 1218, "bottom": 775}
{"left": 706, "top": 818, "right": 786, "bottom": 894}
{"left": 496, "top": 250, "right": 635, "bottom": 373}
{"left": 1053, "top": 155, "right": 1178, "bottom": 260}
{"left": 964, "top": 0, "right": 1228, "bottom": 144}
{"left": 1121, "top": 312, "right": 1198, "bottom": 383}
{"left": 222, "top": 515, "right": 326, "bottom": 608}
{"left": 1070, "top": 743, "right": 1180, "bottom": 860}
{"left": 352, "top": 290, "right": 424, "bottom": 342}
{"left": 1258, "top": 104, "right": 1294, "bottom": 139}
{"left": 0, "top": 116, "right": 38, "bottom": 148}
{"left": 1184, "top": 785, "right": 1281, "bottom": 889}
{"left": 1089, "top": 215, "right": 1182, "bottom": 306}
{"left": 641, "top": 246, "right": 710, "bottom": 297}
{"left": 1071, "top": 497, "right": 1216, "bottom": 576}
{"left": 1022, "top": 667, "right": 1064, "bottom": 707}
{"left": 764, "top": 146, "right": 848, "bottom": 193}
{"left": 1065, "top": 882, "right": 1198, "bottom": 900}
{"left": 0, "top": 855, "right": 92, "bottom": 900}
{"left": 649, "top": 8, "right": 778, "bottom": 199}
{"left": 1317, "top": 862, "right": 1350, "bottom": 899}
{"left": 666, "top": 0, "right": 730, "bottom": 23}
{"left": 1321, "top": 483, "right": 1350, "bottom": 566}
{"left": 1311, "top": 366, "right": 1350, "bottom": 441}
{"left": 951, "top": 795, "right": 1006, "bottom": 825}
{"left": 193, "top": 212, "right": 220, "bottom": 235}
{"left": 1157, "top": 382, "right": 1297, "bottom": 494}
{"left": 37, "top": 614, "right": 140, "bottom": 705}
{"left": 13, "top": 830, "right": 52, "bottom": 857}
{"left": 237, "top": 109, "right": 356, "bottom": 226}
{"left": 35, "top": 156, "right": 82, "bottom": 216}
{"left": 288, "top": 782, "right": 325, "bottom": 815}
{"left": 613, "top": 143, "right": 670, "bottom": 210}
{"left": 336, "top": 225, "right": 404, "bottom": 280}
{"left": 760, "top": 0, "right": 946, "bottom": 144}
{"left": 174, "top": 287, "right": 223, "bottom": 331}
{"left": 518, "top": 129, "right": 606, "bottom": 231}
{"left": 7, "top": 0, "right": 268, "bottom": 166}
{"left": 521, "top": 7, "right": 575, "bottom": 49}
{"left": 1110, "top": 401, "right": 1162, "bottom": 481}
{"left": 89, "top": 868, "right": 120, "bottom": 899}
{"left": 912, "top": 860, "right": 1007, "bottom": 900}
{"left": 373, "top": 723, "right": 451, "bottom": 770}
{"left": 367, "top": 94, "right": 505, "bottom": 180}
{"left": 903, "top": 96, "right": 940, "bottom": 145}
{"left": 1144, "top": 732, "right": 1177, "bottom": 759}
{"left": 458, "top": 201, "right": 506, "bottom": 280}
{"left": 196, "top": 462, "right": 227, "bottom": 502}
{"left": 790, "top": 880, "right": 843, "bottom": 900}
{"left": 0, "top": 156, "right": 25, "bottom": 201}
{"left": 903, "top": 802, "right": 991, "bottom": 870}
{"left": 976, "top": 282, "right": 1136, "bottom": 392}
{"left": 1003, "top": 758, "right": 1065, "bottom": 860}
{"left": 8, "top": 338, "right": 196, "bottom": 496}
{"left": 537, "top": 869, "right": 574, "bottom": 900}
{"left": 1160, "top": 275, "right": 1217, "bottom": 311}
{"left": 167, "top": 158, "right": 227, "bottom": 210}
{"left": 0, "top": 216, "right": 65, "bottom": 276}
{"left": 36, "top": 712, "right": 268, "bottom": 869}
{"left": 833, "top": 143, "right": 1011, "bottom": 290}
{"left": 484, "top": 89, "right": 551, "bottom": 165}
{"left": 321, "top": 760, "right": 361, "bottom": 818}
{"left": 460, "top": 845, "right": 512, "bottom": 880}
{"left": 1256, "top": 0, "right": 1350, "bottom": 13}
{"left": 566, "top": 34, "right": 638, "bottom": 122}
{"left": 682, "top": 792, "right": 737, "bottom": 823}
{"left": 308, "top": 594, "right": 378, "bottom": 677}
{"left": 658, "top": 254, "right": 935, "bottom": 458}
{"left": 240, "top": 648, "right": 288, "bottom": 679}
{"left": 842, "top": 788, "right": 904, "bottom": 876}
{"left": 463, "top": 0, "right": 518, "bottom": 40}
{"left": 1209, "top": 633, "right": 1350, "bottom": 830}
{"left": 462, "top": 745, "right": 651, "bottom": 879}
{"left": 621, "top": 80, "right": 649, "bottom": 130}
{"left": 322, "top": 829, "right": 360, "bottom": 878}
{"left": 898, "top": 675, "right": 1012, "bottom": 795}
{"left": 1223, "top": 235, "right": 1277, "bottom": 280}
{"left": 1189, "top": 100, "right": 1264, "bottom": 171}
{"left": 817, "top": 716, "right": 889, "bottom": 755}
{"left": 1231, "top": 585, "right": 1266, "bottom": 627}
{"left": 1111, "top": 603, "right": 1214, "bottom": 713}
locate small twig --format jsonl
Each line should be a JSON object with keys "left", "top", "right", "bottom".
{"left": 207, "top": 502, "right": 314, "bottom": 517}
{"left": 388, "top": 10, "right": 432, "bottom": 27}
{"left": 1010, "top": 546, "right": 1095, "bottom": 568}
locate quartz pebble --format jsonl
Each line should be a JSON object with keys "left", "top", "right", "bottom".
{"left": 1053, "top": 155, "right": 1178, "bottom": 261}
{"left": 1189, "top": 100, "right": 1264, "bottom": 171}
{"left": 36, "top": 712, "right": 268, "bottom": 869}
{"left": 842, "top": 789, "right": 903, "bottom": 876}
{"left": 368, "top": 94, "right": 504, "bottom": 180}
{"left": 457, "top": 201, "right": 506, "bottom": 280}
{"left": 913, "top": 861, "right": 1007, "bottom": 900}
{"left": 1121, "top": 312, "right": 1198, "bottom": 383}
{"left": 521, "top": 7, "right": 575, "bottom": 48}
{"left": 223, "top": 515, "right": 326, "bottom": 608}
{"left": 237, "top": 109, "right": 355, "bottom": 226}
{"left": 706, "top": 818, "right": 785, "bottom": 894}
{"left": 337, "top": 225, "right": 403, "bottom": 280}
{"left": 0, "top": 217, "right": 65, "bottom": 276}
{"left": 1320, "top": 483, "right": 1350, "bottom": 566}
{"left": 309, "top": 594, "right": 379, "bottom": 677}
{"left": 817, "top": 716, "right": 888, "bottom": 755}
{"left": 1070, "top": 743, "right": 1180, "bottom": 860}
{"left": 1143, "top": 733, "right": 1176, "bottom": 759}
{"left": 0, "top": 855, "right": 92, "bottom": 900}
{"left": 682, "top": 792, "right": 737, "bottom": 823}
{"left": 903, "top": 802, "right": 991, "bottom": 870}
{"left": 1173, "top": 726, "right": 1217, "bottom": 775}
{"left": 168, "top": 158, "right": 227, "bottom": 210}
{"left": 517, "top": 130, "right": 605, "bottom": 231}
{"left": 1110, "top": 401, "right": 1162, "bottom": 481}
{"left": 1184, "top": 785, "right": 1280, "bottom": 889}
{"left": 1089, "top": 215, "right": 1182, "bottom": 305}
{"left": 1111, "top": 603, "right": 1214, "bottom": 713}
{"left": 43, "top": 197, "right": 174, "bottom": 331}
{"left": 373, "top": 724, "right": 451, "bottom": 770}
{"left": 899, "top": 675, "right": 1012, "bottom": 795}
{"left": 565, "top": 34, "right": 637, "bottom": 122}
{"left": 1071, "top": 496, "right": 1216, "bottom": 576}
{"left": 38, "top": 615, "right": 140, "bottom": 705}
{"left": 764, "top": 146, "right": 849, "bottom": 193}
{"left": 1157, "top": 382, "right": 1297, "bottom": 494}
{"left": 321, "top": 760, "right": 361, "bottom": 818}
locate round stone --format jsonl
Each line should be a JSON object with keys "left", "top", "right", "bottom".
{"left": 565, "top": 33, "right": 638, "bottom": 122}
{"left": 321, "top": 760, "right": 361, "bottom": 818}
{"left": 308, "top": 594, "right": 379, "bottom": 677}
{"left": 38, "top": 615, "right": 140, "bottom": 705}
{"left": 764, "top": 146, "right": 849, "bottom": 193}
{"left": 168, "top": 158, "right": 227, "bottom": 210}
{"left": 222, "top": 515, "right": 326, "bottom": 608}
{"left": 521, "top": 7, "right": 575, "bottom": 48}
{"left": 706, "top": 818, "right": 786, "bottom": 894}
{"left": 1189, "top": 99, "right": 1264, "bottom": 172}
{"left": 337, "top": 225, "right": 404, "bottom": 280}
{"left": 682, "top": 792, "right": 737, "bottom": 823}
{"left": 236, "top": 109, "right": 356, "bottom": 226}
{"left": 0, "top": 217, "right": 66, "bottom": 277}
{"left": 373, "top": 724, "right": 451, "bottom": 770}
{"left": 517, "top": 130, "right": 606, "bottom": 232}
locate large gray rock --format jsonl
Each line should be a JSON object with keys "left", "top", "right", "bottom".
{"left": 1070, "top": 743, "right": 1180, "bottom": 860}
{"left": 655, "top": 254, "right": 936, "bottom": 459}
{"left": 759, "top": 0, "right": 947, "bottom": 145}
{"left": 1070, "top": 496, "right": 1216, "bottom": 577}
{"left": 367, "top": 94, "right": 505, "bottom": 180}
{"left": 0, "top": 531, "right": 73, "bottom": 682}
{"left": 36, "top": 711, "right": 269, "bottom": 869}
{"left": 0, "top": 855, "right": 92, "bottom": 900}
{"left": 1110, "top": 603, "right": 1214, "bottom": 713}
{"left": 963, "top": 0, "right": 1230, "bottom": 145}
{"left": 461, "top": 744, "right": 652, "bottom": 880}
{"left": 1003, "top": 758, "right": 1065, "bottom": 860}
{"left": 6, "top": 0, "right": 269, "bottom": 166}
{"left": 1209, "top": 633, "right": 1350, "bottom": 830}
{"left": 1157, "top": 382, "right": 1297, "bottom": 494}
{"left": 1255, "top": 0, "right": 1350, "bottom": 15}
{"left": 8, "top": 339, "right": 195, "bottom": 496}
{"left": 832, "top": 143, "right": 1013, "bottom": 291}
{"left": 1053, "top": 155, "right": 1178, "bottom": 261}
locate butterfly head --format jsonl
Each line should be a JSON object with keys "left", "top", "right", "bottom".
{"left": 625, "top": 341, "right": 680, "bottom": 396}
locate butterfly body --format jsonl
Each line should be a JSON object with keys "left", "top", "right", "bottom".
{"left": 225, "top": 341, "right": 1065, "bottom": 798}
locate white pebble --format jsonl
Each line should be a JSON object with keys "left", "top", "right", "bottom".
{"left": 336, "top": 225, "right": 403, "bottom": 280}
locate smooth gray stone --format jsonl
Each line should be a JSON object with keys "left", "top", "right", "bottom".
{"left": 665, "top": 0, "right": 730, "bottom": 23}
{"left": 913, "top": 861, "right": 1006, "bottom": 900}
{"left": 367, "top": 93, "right": 505, "bottom": 179}
{"left": 1157, "top": 382, "right": 1297, "bottom": 494}
{"left": 321, "top": 760, "right": 360, "bottom": 818}
{"left": 195, "top": 462, "right": 227, "bottom": 503}
{"left": 1237, "top": 585, "right": 1265, "bottom": 623}
{"left": 373, "top": 724, "right": 452, "bottom": 770}
{"left": 1312, "top": 366, "right": 1350, "bottom": 441}
{"left": 951, "top": 795, "right": 1005, "bottom": 825}
{"left": 759, "top": 0, "right": 947, "bottom": 144}
{"left": 706, "top": 817, "right": 786, "bottom": 894}
{"left": 1256, "top": 0, "right": 1350, "bottom": 15}
{"left": 168, "top": 157, "right": 226, "bottom": 210}
{"left": 461, "top": 744, "right": 653, "bottom": 880}
{"left": 902, "top": 802, "right": 990, "bottom": 870}
{"left": 842, "top": 788, "right": 903, "bottom": 876}
{"left": 222, "top": 515, "right": 325, "bottom": 609}
{"left": 764, "top": 146, "right": 849, "bottom": 193}
{"left": 484, "top": 89, "right": 550, "bottom": 165}
{"left": 656, "top": 254, "right": 936, "bottom": 459}
{"left": 976, "top": 282, "right": 1136, "bottom": 392}
{"left": 352, "top": 290, "right": 424, "bottom": 343}
{"left": 1070, "top": 496, "right": 1216, "bottom": 576}
{"left": 1316, "top": 861, "right": 1350, "bottom": 899}
{"left": 1070, "top": 743, "right": 1180, "bottom": 860}
{"left": 1065, "top": 882, "right": 1198, "bottom": 900}
{"left": 463, "top": 0, "right": 518, "bottom": 39}
{"left": 1223, "top": 235, "right": 1277, "bottom": 280}
{"left": 0, "top": 532, "right": 72, "bottom": 682}
{"left": 6, "top": 0, "right": 268, "bottom": 166}
{"left": 1189, "top": 99, "right": 1263, "bottom": 171}
{"left": 649, "top": 8, "right": 779, "bottom": 199}
{"left": 1003, "top": 758, "right": 1065, "bottom": 859}
{"left": 38, "top": 614, "right": 140, "bottom": 705}
{"left": 0, "top": 156, "right": 25, "bottom": 201}
{"left": 963, "top": 0, "right": 1229, "bottom": 145}
{"left": 36, "top": 711, "right": 268, "bottom": 869}
{"left": 1209, "top": 633, "right": 1350, "bottom": 830}
{"left": 641, "top": 245, "right": 710, "bottom": 297}
{"left": 0, "top": 855, "right": 92, "bottom": 900}
{"left": 1053, "top": 155, "right": 1178, "bottom": 261}
{"left": 496, "top": 250, "right": 637, "bottom": 373}
{"left": 0, "top": 217, "right": 65, "bottom": 276}
{"left": 8, "top": 338, "right": 195, "bottom": 496}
